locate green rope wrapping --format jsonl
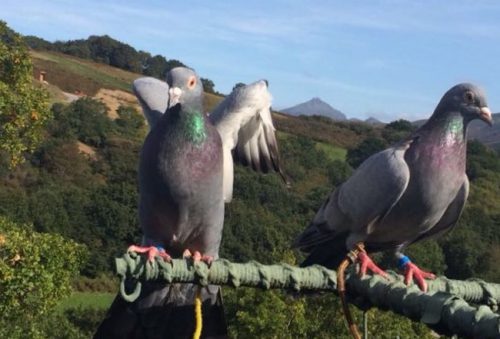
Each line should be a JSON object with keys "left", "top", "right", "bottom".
{"left": 116, "top": 252, "right": 500, "bottom": 338}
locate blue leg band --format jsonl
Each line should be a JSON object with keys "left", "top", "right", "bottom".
{"left": 398, "top": 255, "right": 411, "bottom": 269}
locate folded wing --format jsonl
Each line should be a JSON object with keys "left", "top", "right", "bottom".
{"left": 412, "top": 176, "right": 469, "bottom": 244}
{"left": 294, "top": 139, "right": 413, "bottom": 250}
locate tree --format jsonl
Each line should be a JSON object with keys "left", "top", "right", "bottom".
{"left": 143, "top": 54, "right": 168, "bottom": 78}
{"left": 0, "top": 21, "right": 51, "bottom": 166}
{"left": 201, "top": 77, "right": 216, "bottom": 94}
{"left": 442, "top": 226, "right": 487, "bottom": 279}
{"left": 24, "top": 35, "right": 53, "bottom": 50}
{"left": 57, "top": 97, "right": 113, "bottom": 147}
{"left": 87, "top": 35, "right": 117, "bottom": 64}
{"left": 115, "top": 105, "right": 146, "bottom": 139}
{"left": 54, "top": 38, "right": 92, "bottom": 59}
{"left": 346, "top": 137, "right": 387, "bottom": 168}
{"left": 382, "top": 119, "right": 415, "bottom": 144}
{"left": 232, "top": 82, "right": 246, "bottom": 92}
{"left": 110, "top": 44, "right": 142, "bottom": 73}
{"left": 0, "top": 216, "right": 85, "bottom": 338}
{"left": 165, "top": 59, "right": 185, "bottom": 71}
{"left": 384, "top": 119, "right": 414, "bottom": 132}
{"left": 327, "top": 159, "right": 352, "bottom": 186}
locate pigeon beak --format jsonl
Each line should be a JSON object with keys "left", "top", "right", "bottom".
{"left": 168, "top": 87, "right": 182, "bottom": 108}
{"left": 479, "top": 106, "right": 493, "bottom": 126}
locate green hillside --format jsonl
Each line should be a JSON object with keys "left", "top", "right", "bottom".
{"left": 2, "top": 25, "right": 499, "bottom": 338}
{"left": 31, "top": 50, "right": 137, "bottom": 95}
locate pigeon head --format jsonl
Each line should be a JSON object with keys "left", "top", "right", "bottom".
{"left": 166, "top": 67, "right": 203, "bottom": 109}
{"left": 435, "top": 83, "right": 493, "bottom": 126}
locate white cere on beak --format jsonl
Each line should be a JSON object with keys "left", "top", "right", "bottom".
{"left": 168, "top": 87, "right": 182, "bottom": 108}
{"left": 480, "top": 106, "right": 493, "bottom": 126}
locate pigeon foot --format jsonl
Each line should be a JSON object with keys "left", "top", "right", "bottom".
{"left": 183, "top": 249, "right": 214, "bottom": 265}
{"left": 338, "top": 242, "right": 371, "bottom": 339}
{"left": 401, "top": 261, "right": 436, "bottom": 292}
{"left": 127, "top": 245, "right": 171, "bottom": 262}
{"left": 357, "top": 251, "right": 388, "bottom": 278}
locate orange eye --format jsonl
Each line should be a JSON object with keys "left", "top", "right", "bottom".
{"left": 463, "top": 91, "right": 474, "bottom": 103}
{"left": 188, "top": 76, "right": 196, "bottom": 89}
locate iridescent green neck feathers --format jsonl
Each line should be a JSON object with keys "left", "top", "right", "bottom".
{"left": 440, "top": 114, "right": 465, "bottom": 146}
{"left": 182, "top": 109, "right": 207, "bottom": 145}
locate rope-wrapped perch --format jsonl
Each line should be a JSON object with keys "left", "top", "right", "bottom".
{"left": 116, "top": 252, "right": 500, "bottom": 338}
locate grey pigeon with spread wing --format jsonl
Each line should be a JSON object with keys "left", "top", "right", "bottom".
{"left": 95, "top": 67, "right": 227, "bottom": 339}
{"left": 133, "top": 76, "right": 287, "bottom": 202}
{"left": 294, "top": 83, "right": 493, "bottom": 291}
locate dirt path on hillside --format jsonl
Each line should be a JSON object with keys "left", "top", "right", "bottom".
{"left": 94, "top": 89, "right": 140, "bottom": 119}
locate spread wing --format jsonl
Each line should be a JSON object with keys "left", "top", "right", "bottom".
{"left": 209, "top": 80, "right": 287, "bottom": 202}
{"left": 132, "top": 77, "right": 169, "bottom": 129}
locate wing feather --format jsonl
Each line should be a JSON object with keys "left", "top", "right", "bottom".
{"left": 294, "top": 140, "right": 413, "bottom": 249}
{"left": 132, "top": 77, "right": 169, "bottom": 129}
{"left": 257, "top": 130, "right": 273, "bottom": 172}
{"left": 210, "top": 80, "right": 288, "bottom": 201}
{"left": 412, "top": 176, "right": 469, "bottom": 243}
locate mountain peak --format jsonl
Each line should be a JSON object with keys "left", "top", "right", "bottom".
{"left": 281, "top": 97, "right": 347, "bottom": 121}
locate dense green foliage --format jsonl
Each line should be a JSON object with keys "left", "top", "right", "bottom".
{"left": 0, "top": 217, "right": 85, "bottom": 338}
{"left": 1, "top": 98, "right": 145, "bottom": 277}
{"left": 0, "top": 21, "right": 51, "bottom": 166}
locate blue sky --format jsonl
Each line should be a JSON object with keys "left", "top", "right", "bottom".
{"left": 3, "top": 0, "right": 500, "bottom": 121}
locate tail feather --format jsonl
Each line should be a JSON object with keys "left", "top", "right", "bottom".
{"left": 299, "top": 232, "right": 349, "bottom": 270}
{"left": 94, "top": 282, "right": 227, "bottom": 339}
{"left": 292, "top": 221, "right": 336, "bottom": 252}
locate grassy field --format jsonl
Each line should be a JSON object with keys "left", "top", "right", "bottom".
{"left": 315, "top": 141, "right": 347, "bottom": 161}
{"left": 32, "top": 50, "right": 228, "bottom": 114}
{"left": 57, "top": 292, "right": 115, "bottom": 312}
{"left": 31, "top": 50, "right": 138, "bottom": 96}
{"left": 277, "top": 131, "right": 347, "bottom": 162}
{"left": 204, "top": 91, "right": 224, "bottom": 112}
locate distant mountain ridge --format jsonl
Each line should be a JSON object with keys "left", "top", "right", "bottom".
{"left": 281, "top": 97, "right": 347, "bottom": 121}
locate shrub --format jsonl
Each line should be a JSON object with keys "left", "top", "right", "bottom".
{"left": 0, "top": 216, "right": 86, "bottom": 337}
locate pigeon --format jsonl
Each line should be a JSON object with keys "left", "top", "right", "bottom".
{"left": 294, "top": 83, "right": 493, "bottom": 292}
{"left": 95, "top": 67, "right": 226, "bottom": 338}
{"left": 133, "top": 75, "right": 288, "bottom": 202}
{"left": 95, "top": 67, "right": 287, "bottom": 338}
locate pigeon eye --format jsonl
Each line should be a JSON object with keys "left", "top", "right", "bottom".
{"left": 463, "top": 91, "right": 474, "bottom": 104}
{"left": 187, "top": 76, "right": 196, "bottom": 89}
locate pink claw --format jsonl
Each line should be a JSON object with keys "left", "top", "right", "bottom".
{"left": 183, "top": 249, "right": 193, "bottom": 258}
{"left": 357, "top": 252, "right": 388, "bottom": 278}
{"left": 183, "top": 249, "right": 214, "bottom": 265}
{"left": 128, "top": 245, "right": 171, "bottom": 262}
{"left": 403, "top": 262, "right": 436, "bottom": 292}
{"left": 200, "top": 254, "right": 214, "bottom": 265}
